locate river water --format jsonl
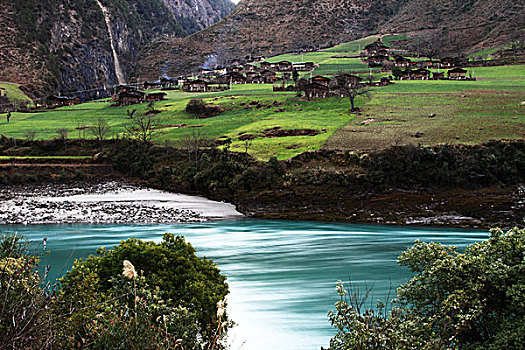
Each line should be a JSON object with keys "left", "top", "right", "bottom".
{"left": 5, "top": 219, "right": 486, "bottom": 350}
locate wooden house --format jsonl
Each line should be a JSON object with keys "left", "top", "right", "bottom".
{"left": 260, "top": 70, "right": 278, "bottom": 84}
{"left": 246, "top": 72, "right": 264, "bottom": 84}
{"left": 116, "top": 91, "right": 145, "bottom": 106}
{"left": 115, "top": 85, "right": 141, "bottom": 94}
{"left": 225, "top": 72, "right": 247, "bottom": 84}
{"left": 244, "top": 64, "right": 257, "bottom": 72}
{"left": 448, "top": 68, "right": 467, "bottom": 80}
{"left": 292, "top": 62, "right": 315, "bottom": 71}
{"left": 260, "top": 61, "right": 273, "bottom": 70}
{"left": 440, "top": 57, "right": 456, "bottom": 67}
{"left": 337, "top": 74, "right": 361, "bottom": 86}
{"left": 394, "top": 56, "right": 411, "bottom": 68}
{"left": 304, "top": 82, "right": 330, "bottom": 100}
{"left": 183, "top": 79, "right": 209, "bottom": 92}
{"left": 432, "top": 72, "right": 445, "bottom": 80}
{"left": 411, "top": 68, "right": 431, "bottom": 80}
{"left": 46, "top": 95, "right": 78, "bottom": 107}
{"left": 367, "top": 55, "right": 389, "bottom": 67}
{"left": 277, "top": 61, "right": 293, "bottom": 71}
{"left": 145, "top": 92, "right": 167, "bottom": 102}
{"left": 364, "top": 40, "right": 389, "bottom": 56}
{"left": 143, "top": 80, "right": 163, "bottom": 89}
{"left": 312, "top": 75, "right": 331, "bottom": 86}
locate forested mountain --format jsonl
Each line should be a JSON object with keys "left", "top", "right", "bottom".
{"left": 162, "top": 0, "right": 235, "bottom": 34}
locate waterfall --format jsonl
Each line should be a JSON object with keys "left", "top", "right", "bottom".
{"left": 95, "top": 0, "right": 125, "bottom": 85}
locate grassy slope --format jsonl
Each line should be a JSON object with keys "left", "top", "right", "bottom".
{"left": 0, "top": 82, "right": 34, "bottom": 105}
{"left": 0, "top": 36, "right": 523, "bottom": 160}
{"left": 325, "top": 65, "right": 525, "bottom": 151}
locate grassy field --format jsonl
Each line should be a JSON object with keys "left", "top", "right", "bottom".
{"left": 324, "top": 65, "right": 525, "bottom": 151}
{"left": 0, "top": 37, "right": 523, "bottom": 160}
{"left": 0, "top": 82, "right": 34, "bottom": 106}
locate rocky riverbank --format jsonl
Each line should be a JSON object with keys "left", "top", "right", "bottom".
{"left": 0, "top": 181, "right": 243, "bottom": 225}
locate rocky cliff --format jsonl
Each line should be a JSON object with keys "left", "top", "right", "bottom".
{"left": 0, "top": 0, "right": 234, "bottom": 99}
{"left": 162, "top": 0, "right": 235, "bottom": 34}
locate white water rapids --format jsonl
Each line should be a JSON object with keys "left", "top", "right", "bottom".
{"left": 95, "top": 0, "right": 125, "bottom": 85}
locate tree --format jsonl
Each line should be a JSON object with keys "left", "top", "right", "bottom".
{"left": 125, "top": 113, "right": 160, "bottom": 144}
{"left": 328, "top": 227, "right": 525, "bottom": 350}
{"left": 334, "top": 74, "right": 372, "bottom": 113}
{"left": 411, "top": 31, "right": 444, "bottom": 61}
{"left": 89, "top": 117, "right": 111, "bottom": 140}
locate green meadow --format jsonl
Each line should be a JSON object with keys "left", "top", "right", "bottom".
{"left": 0, "top": 82, "right": 34, "bottom": 106}
{"left": 0, "top": 36, "right": 523, "bottom": 160}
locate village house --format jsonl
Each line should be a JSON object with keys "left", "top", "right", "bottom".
{"left": 115, "top": 90, "right": 146, "bottom": 106}
{"left": 143, "top": 80, "right": 163, "bottom": 89}
{"left": 304, "top": 82, "right": 330, "bottom": 100}
{"left": 432, "top": 72, "right": 445, "bottom": 80}
{"left": 115, "top": 85, "right": 141, "bottom": 94}
{"left": 379, "top": 77, "right": 391, "bottom": 86}
{"left": 183, "top": 79, "right": 209, "bottom": 92}
{"left": 260, "top": 70, "right": 278, "bottom": 84}
{"left": 367, "top": 55, "right": 389, "bottom": 67}
{"left": 243, "top": 64, "right": 257, "bottom": 72}
{"left": 440, "top": 57, "right": 456, "bottom": 68}
{"left": 145, "top": 92, "right": 167, "bottom": 102}
{"left": 260, "top": 61, "right": 273, "bottom": 70}
{"left": 338, "top": 73, "right": 362, "bottom": 86}
{"left": 364, "top": 40, "right": 389, "bottom": 56}
{"left": 411, "top": 68, "right": 431, "bottom": 80}
{"left": 311, "top": 75, "right": 331, "bottom": 86}
{"left": 225, "top": 72, "right": 247, "bottom": 84}
{"left": 246, "top": 72, "right": 264, "bottom": 84}
{"left": 292, "top": 62, "right": 315, "bottom": 71}
{"left": 448, "top": 67, "right": 468, "bottom": 80}
{"left": 277, "top": 61, "right": 293, "bottom": 71}
{"left": 46, "top": 95, "right": 81, "bottom": 108}
{"left": 394, "top": 56, "right": 411, "bottom": 68}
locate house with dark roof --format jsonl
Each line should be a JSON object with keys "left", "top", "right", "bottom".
{"left": 448, "top": 68, "right": 468, "bottom": 80}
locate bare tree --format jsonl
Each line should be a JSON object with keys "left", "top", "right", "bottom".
{"left": 334, "top": 74, "right": 372, "bottom": 113}
{"left": 180, "top": 128, "right": 210, "bottom": 168}
{"left": 125, "top": 113, "right": 160, "bottom": 144}
{"left": 24, "top": 130, "right": 37, "bottom": 141}
{"left": 89, "top": 118, "right": 111, "bottom": 141}
{"left": 411, "top": 31, "right": 444, "bottom": 61}
{"left": 56, "top": 128, "right": 69, "bottom": 141}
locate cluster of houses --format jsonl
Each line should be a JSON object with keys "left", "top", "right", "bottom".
{"left": 46, "top": 95, "right": 83, "bottom": 108}
{"left": 393, "top": 67, "right": 471, "bottom": 80}
{"left": 111, "top": 85, "right": 167, "bottom": 106}
{"left": 297, "top": 74, "right": 391, "bottom": 100}
{"left": 363, "top": 39, "right": 473, "bottom": 80}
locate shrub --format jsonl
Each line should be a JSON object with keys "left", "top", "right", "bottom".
{"left": 59, "top": 234, "right": 230, "bottom": 346}
{"left": 185, "top": 99, "right": 223, "bottom": 118}
{"left": 328, "top": 227, "right": 525, "bottom": 349}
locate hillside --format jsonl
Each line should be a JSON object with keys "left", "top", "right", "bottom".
{"left": 0, "top": 0, "right": 234, "bottom": 99}
{"left": 138, "top": 0, "right": 524, "bottom": 79}
{"left": 163, "top": 0, "right": 235, "bottom": 34}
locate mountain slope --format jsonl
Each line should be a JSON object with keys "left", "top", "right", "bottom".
{"left": 163, "top": 0, "right": 235, "bottom": 34}
{"left": 138, "top": 0, "right": 524, "bottom": 80}
{"left": 138, "top": 0, "right": 400, "bottom": 78}
{"left": 0, "top": 0, "right": 235, "bottom": 99}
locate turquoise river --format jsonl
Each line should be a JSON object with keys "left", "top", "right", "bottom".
{"left": 5, "top": 219, "right": 486, "bottom": 350}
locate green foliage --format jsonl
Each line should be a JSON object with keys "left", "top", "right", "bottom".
{"left": 60, "top": 234, "right": 229, "bottom": 343}
{"left": 0, "top": 234, "right": 54, "bottom": 349}
{"left": 328, "top": 227, "right": 525, "bottom": 349}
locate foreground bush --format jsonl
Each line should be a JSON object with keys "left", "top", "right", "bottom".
{"left": 328, "top": 227, "right": 525, "bottom": 349}
{"left": 58, "top": 233, "right": 229, "bottom": 348}
{"left": 0, "top": 234, "right": 55, "bottom": 349}
{"left": 0, "top": 233, "right": 229, "bottom": 349}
